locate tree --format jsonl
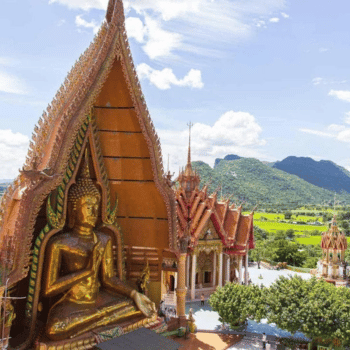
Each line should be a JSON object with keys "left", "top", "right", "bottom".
{"left": 209, "top": 283, "right": 265, "bottom": 328}
{"left": 249, "top": 240, "right": 265, "bottom": 268}
{"left": 264, "top": 275, "right": 350, "bottom": 347}
{"left": 270, "top": 239, "right": 307, "bottom": 266}
{"left": 253, "top": 226, "right": 268, "bottom": 241}
{"left": 209, "top": 275, "right": 350, "bottom": 347}
{"left": 285, "top": 229, "right": 295, "bottom": 240}
{"left": 284, "top": 211, "right": 292, "bottom": 220}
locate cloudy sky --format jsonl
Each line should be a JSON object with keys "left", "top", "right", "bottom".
{"left": 1, "top": 0, "right": 350, "bottom": 179}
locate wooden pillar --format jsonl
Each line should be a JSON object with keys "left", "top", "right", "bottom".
{"left": 213, "top": 251, "right": 217, "bottom": 287}
{"left": 186, "top": 255, "right": 190, "bottom": 288}
{"left": 239, "top": 255, "right": 243, "bottom": 284}
{"left": 218, "top": 252, "right": 223, "bottom": 287}
{"left": 225, "top": 254, "right": 230, "bottom": 284}
{"left": 176, "top": 253, "right": 187, "bottom": 319}
{"left": 191, "top": 253, "right": 197, "bottom": 300}
{"left": 244, "top": 253, "right": 249, "bottom": 285}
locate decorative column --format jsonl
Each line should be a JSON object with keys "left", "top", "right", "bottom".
{"left": 186, "top": 255, "right": 190, "bottom": 288}
{"left": 239, "top": 255, "right": 243, "bottom": 284}
{"left": 176, "top": 237, "right": 189, "bottom": 325}
{"left": 213, "top": 251, "right": 217, "bottom": 287}
{"left": 339, "top": 265, "right": 344, "bottom": 278}
{"left": 225, "top": 255, "right": 230, "bottom": 283}
{"left": 328, "top": 263, "right": 332, "bottom": 278}
{"left": 244, "top": 253, "right": 249, "bottom": 285}
{"left": 218, "top": 251, "right": 223, "bottom": 287}
{"left": 191, "top": 253, "right": 197, "bottom": 300}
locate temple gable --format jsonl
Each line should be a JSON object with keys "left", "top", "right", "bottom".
{"left": 0, "top": 1, "right": 177, "bottom": 348}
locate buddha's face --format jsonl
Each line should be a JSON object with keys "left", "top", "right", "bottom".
{"left": 75, "top": 195, "right": 99, "bottom": 228}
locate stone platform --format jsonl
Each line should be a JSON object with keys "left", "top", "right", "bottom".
{"left": 35, "top": 314, "right": 159, "bottom": 350}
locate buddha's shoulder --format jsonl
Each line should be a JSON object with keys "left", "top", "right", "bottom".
{"left": 48, "top": 232, "right": 78, "bottom": 246}
{"left": 95, "top": 231, "right": 113, "bottom": 245}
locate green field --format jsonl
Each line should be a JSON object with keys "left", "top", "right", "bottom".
{"left": 292, "top": 207, "right": 337, "bottom": 214}
{"left": 251, "top": 213, "right": 285, "bottom": 221}
{"left": 296, "top": 236, "right": 350, "bottom": 245}
{"left": 249, "top": 212, "right": 322, "bottom": 222}
{"left": 254, "top": 221, "right": 327, "bottom": 233}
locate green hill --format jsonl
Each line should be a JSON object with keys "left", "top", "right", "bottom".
{"left": 192, "top": 158, "right": 350, "bottom": 209}
{"left": 273, "top": 156, "right": 350, "bottom": 193}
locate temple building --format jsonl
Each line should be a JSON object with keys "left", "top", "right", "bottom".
{"left": 314, "top": 216, "right": 349, "bottom": 287}
{"left": 0, "top": 1, "right": 179, "bottom": 349}
{"left": 166, "top": 131, "right": 255, "bottom": 303}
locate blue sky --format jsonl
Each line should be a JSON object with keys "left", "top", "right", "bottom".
{"left": 1, "top": 0, "right": 350, "bottom": 179}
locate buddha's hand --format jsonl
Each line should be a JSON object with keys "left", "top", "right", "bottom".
{"left": 89, "top": 241, "right": 103, "bottom": 272}
{"left": 131, "top": 290, "right": 157, "bottom": 318}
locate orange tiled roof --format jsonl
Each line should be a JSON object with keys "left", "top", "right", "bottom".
{"left": 175, "top": 178, "right": 254, "bottom": 253}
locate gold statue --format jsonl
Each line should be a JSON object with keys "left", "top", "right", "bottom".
{"left": 187, "top": 308, "right": 196, "bottom": 333}
{"left": 43, "top": 152, "right": 156, "bottom": 341}
{"left": 137, "top": 260, "right": 150, "bottom": 295}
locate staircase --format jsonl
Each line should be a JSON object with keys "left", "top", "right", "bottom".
{"left": 163, "top": 292, "right": 176, "bottom": 306}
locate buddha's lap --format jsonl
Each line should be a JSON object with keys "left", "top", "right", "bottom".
{"left": 47, "top": 289, "right": 137, "bottom": 325}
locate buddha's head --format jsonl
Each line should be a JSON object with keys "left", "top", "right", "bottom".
{"left": 67, "top": 149, "right": 101, "bottom": 229}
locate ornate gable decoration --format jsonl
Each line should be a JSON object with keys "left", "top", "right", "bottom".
{"left": 175, "top": 175, "right": 254, "bottom": 253}
{"left": 0, "top": 0, "right": 175, "bottom": 289}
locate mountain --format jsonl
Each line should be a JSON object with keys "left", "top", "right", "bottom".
{"left": 0, "top": 179, "right": 12, "bottom": 183}
{"left": 214, "top": 154, "right": 241, "bottom": 168}
{"left": 192, "top": 158, "right": 350, "bottom": 208}
{"left": 273, "top": 156, "right": 350, "bottom": 193}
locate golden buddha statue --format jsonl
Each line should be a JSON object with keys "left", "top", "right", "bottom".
{"left": 43, "top": 154, "right": 156, "bottom": 341}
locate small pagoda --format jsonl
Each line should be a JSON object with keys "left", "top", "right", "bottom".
{"left": 315, "top": 216, "right": 349, "bottom": 287}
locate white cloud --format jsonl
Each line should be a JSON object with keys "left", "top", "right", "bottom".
{"left": 300, "top": 124, "right": 350, "bottom": 144}
{"left": 75, "top": 15, "right": 100, "bottom": 34}
{"left": 329, "top": 89, "right": 350, "bottom": 103}
{"left": 57, "top": 19, "right": 66, "bottom": 26}
{"left": 0, "top": 70, "right": 28, "bottom": 95}
{"left": 313, "top": 77, "right": 347, "bottom": 86}
{"left": 49, "top": 0, "right": 287, "bottom": 60}
{"left": 308, "top": 155, "right": 323, "bottom": 161}
{"left": 319, "top": 47, "right": 329, "bottom": 53}
{"left": 281, "top": 12, "right": 289, "bottom": 18}
{"left": 125, "top": 17, "right": 146, "bottom": 43}
{"left": 0, "top": 57, "right": 17, "bottom": 67}
{"left": 124, "top": 0, "right": 286, "bottom": 60}
{"left": 137, "top": 63, "right": 203, "bottom": 90}
{"left": 312, "top": 77, "right": 323, "bottom": 86}
{"left": 49, "top": 0, "right": 108, "bottom": 11}
{"left": 344, "top": 112, "right": 350, "bottom": 125}
{"left": 126, "top": 16, "right": 182, "bottom": 60}
{"left": 0, "top": 130, "right": 29, "bottom": 178}
{"left": 269, "top": 17, "right": 280, "bottom": 23}
{"left": 158, "top": 111, "right": 266, "bottom": 172}
{"left": 337, "top": 129, "right": 350, "bottom": 143}
{"left": 255, "top": 20, "right": 266, "bottom": 28}
{"left": 143, "top": 17, "right": 182, "bottom": 60}
{"left": 328, "top": 124, "right": 345, "bottom": 132}
{"left": 299, "top": 128, "right": 334, "bottom": 138}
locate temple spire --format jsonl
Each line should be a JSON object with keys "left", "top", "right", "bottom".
{"left": 187, "top": 122, "right": 193, "bottom": 166}
{"left": 184, "top": 122, "right": 194, "bottom": 177}
{"left": 177, "top": 122, "right": 200, "bottom": 196}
